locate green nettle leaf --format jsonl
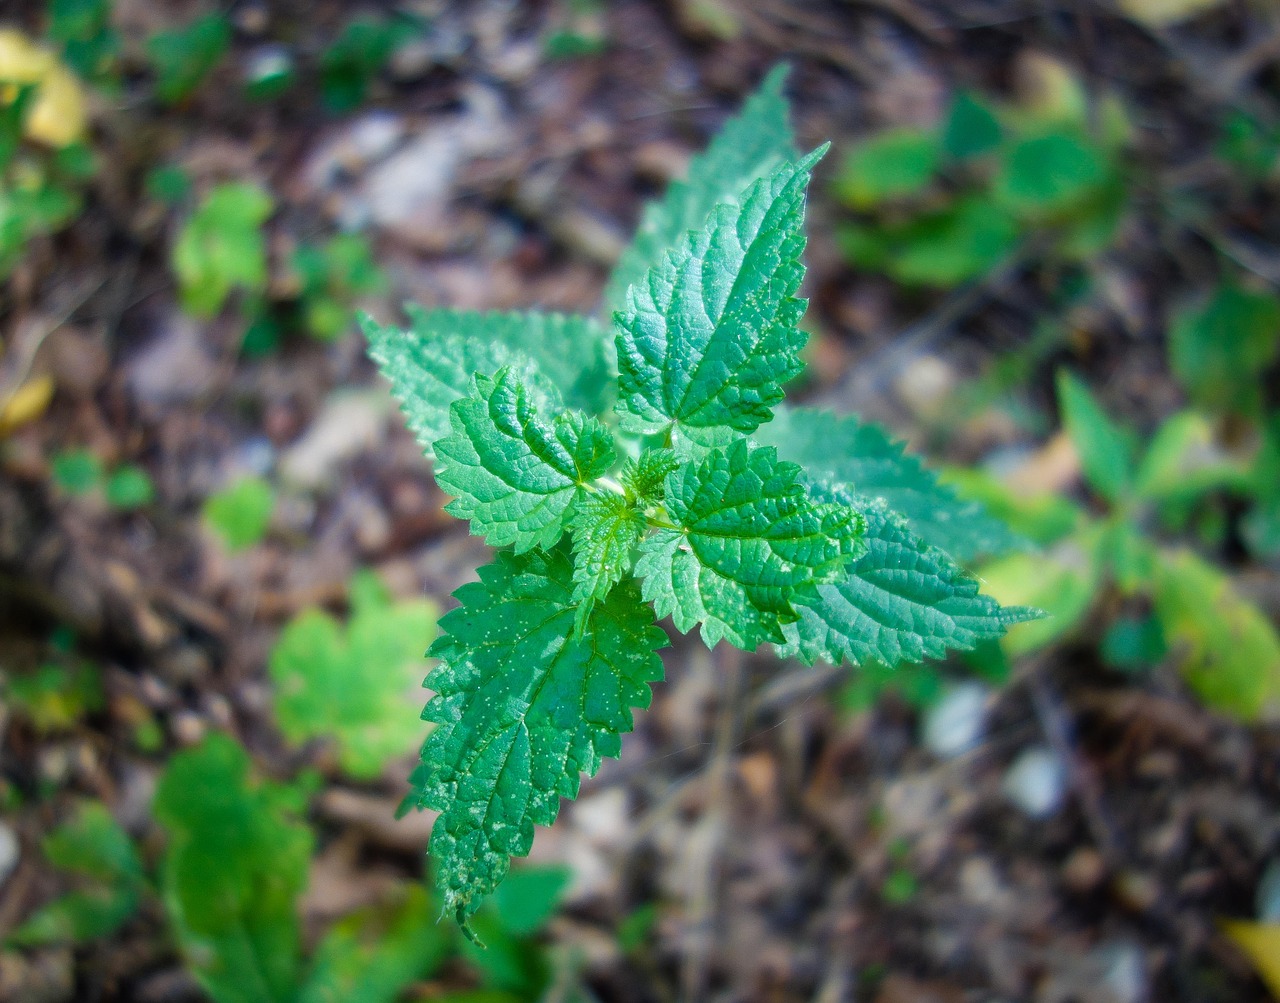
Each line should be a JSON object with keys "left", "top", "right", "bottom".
{"left": 269, "top": 571, "right": 438, "bottom": 779}
{"left": 434, "top": 369, "right": 617, "bottom": 553}
{"left": 362, "top": 308, "right": 612, "bottom": 460}
{"left": 637, "top": 440, "right": 865, "bottom": 649}
{"left": 615, "top": 147, "right": 825, "bottom": 448}
{"left": 778, "top": 488, "right": 1041, "bottom": 667}
{"left": 605, "top": 64, "right": 796, "bottom": 310}
{"left": 155, "top": 734, "right": 312, "bottom": 1003}
{"left": 407, "top": 547, "right": 666, "bottom": 932}
{"left": 570, "top": 492, "right": 647, "bottom": 630}
{"left": 621, "top": 448, "right": 680, "bottom": 504}
{"left": 755, "top": 406, "right": 1026, "bottom": 564}
{"left": 1056, "top": 370, "right": 1137, "bottom": 504}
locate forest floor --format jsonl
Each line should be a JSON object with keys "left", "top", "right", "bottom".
{"left": 1, "top": 1, "right": 1279, "bottom": 1001}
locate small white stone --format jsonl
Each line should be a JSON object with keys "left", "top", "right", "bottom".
{"left": 243, "top": 45, "right": 293, "bottom": 87}
{"left": 0, "top": 821, "right": 19, "bottom": 886}
{"left": 1002, "top": 745, "right": 1068, "bottom": 819}
{"left": 1096, "top": 940, "right": 1147, "bottom": 1003}
{"left": 922, "top": 682, "right": 989, "bottom": 758}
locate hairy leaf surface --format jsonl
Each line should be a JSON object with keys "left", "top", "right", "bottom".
{"left": 363, "top": 309, "right": 611, "bottom": 459}
{"left": 755, "top": 406, "right": 1026, "bottom": 563}
{"left": 621, "top": 448, "right": 679, "bottom": 504}
{"left": 409, "top": 547, "right": 666, "bottom": 931}
{"left": 614, "top": 147, "right": 825, "bottom": 448}
{"left": 637, "top": 440, "right": 865, "bottom": 649}
{"left": 570, "top": 492, "right": 647, "bottom": 631}
{"left": 434, "top": 369, "right": 617, "bottom": 553}
{"left": 778, "top": 487, "right": 1041, "bottom": 668}
{"left": 604, "top": 64, "right": 797, "bottom": 310}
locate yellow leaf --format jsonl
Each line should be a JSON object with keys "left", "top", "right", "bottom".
{"left": 0, "top": 374, "right": 55, "bottom": 435}
{"left": 0, "top": 29, "right": 86, "bottom": 147}
{"left": 1117, "top": 0, "right": 1226, "bottom": 28}
{"left": 1222, "top": 920, "right": 1280, "bottom": 998}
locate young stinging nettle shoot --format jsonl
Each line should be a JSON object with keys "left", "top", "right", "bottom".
{"left": 361, "top": 66, "right": 1041, "bottom": 937}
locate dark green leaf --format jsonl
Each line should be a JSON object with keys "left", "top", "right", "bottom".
{"left": 614, "top": 148, "right": 825, "bottom": 448}
{"left": 637, "top": 440, "right": 865, "bottom": 649}
{"left": 406, "top": 547, "right": 666, "bottom": 930}
{"left": 434, "top": 369, "right": 617, "bottom": 553}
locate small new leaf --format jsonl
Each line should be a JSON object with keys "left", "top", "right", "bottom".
{"left": 434, "top": 369, "right": 617, "bottom": 554}
{"left": 637, "top": 440, "right": 865, "bottom": 649}
{"left": 755, "top": 406, "right": 1026, "bottom": 563}
{"left": 409, "top": 547, "right": 666, "bottom": 932}
{"left": 622, "top": 448, "right": 680, "bottom": 504}
{"left": 778, "top": 487, "right": 1042, "bottom": 668}
{"left": 604, "top": 64, "right": 797, "bottom": 310}
{"left": 570, "top": 492, "right": 647, "bottom": 632}
{"left": 614, "top": 147, "right": 826, "bottom": 448}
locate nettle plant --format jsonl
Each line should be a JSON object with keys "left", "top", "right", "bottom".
{"left": 362, "top": 67, "right": 1040, "bottom": 935}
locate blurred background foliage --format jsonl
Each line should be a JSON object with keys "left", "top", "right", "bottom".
{"left": 1, "top": 0, "right": 1280, "bottom": 1000}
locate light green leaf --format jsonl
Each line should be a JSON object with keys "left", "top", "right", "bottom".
{"left": 8, "top": 802, "right": 143, "bottom": 946}
{"left": 637, "top": 440, "right": 865, "bottom": 649}
{"left": 834, "top": 127, "right": 940, "bottom": 209}
{"left": 1168, "top": 283, "right": 1280, "bottom": 417}
{"left": 754, "top": 406, "right": 1027, "bottom": 563}
{"left": 407, "top": 546, "right": 666, "bottom": 931}
{"left": 977, "top": 529, "right": 1102, "bottom": 656}
{"left": 269, "top": 572, "right": 438, "bottom": 779}
{"left": 155, "top": 734, "right": 312, "bottom": 1003}
{"left": 1134, "top": 409, "right": 1250, "bottom": 503}
{"left": 105, "top": 464, "right": 155, "bottom": 510}
{"left": 1056, "top": 370, "right": 1137, "bottom": 504}
{"left": 604, "top": 64, "right": 796, "bottom": 311}
{"left": 1153, "top": 548, "right": 1280, "bottom": 721}
{"left": 994, "top": 131, "right": 1109, "bottom": 217}
{"left": 300, "top": 885, "right": 451, "bottom": 1003}
{"left": 614, "top": 147, "right": 825, "bottom": 447}
{"left": 778, "top": 489, "right": 1040, "bottom": 668}
{"left": 362, "top": 308, "right": 612, "bottom": 461}
{"left": 203, "top": 475, "right": 275, "bottom": 551}
{"left": 172, "top": 182, "right": 272, "bottom": 317}
{"left": 848, "top": 196, "right": 1020, "bottom": 288}
{"left": 569, "top": 492, "right": 647, "bottom": 631}
{"left": 434, "top": 369, "right": 617, "bottom": 553}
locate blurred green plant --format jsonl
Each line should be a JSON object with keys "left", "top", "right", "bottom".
{"left": 173, "top": 181, "right": 273, "bottom": 318}
{"left": 146, "top": 13, "right": 231, "bottom": 104}
{"left": 7, "top": 802, "right": 145, "bottom": 946}
{"left": 834, "top": 71, "right": 1131, "bottom": 287}
{"left": 202, "top": 475, "right": 276, "bottom": 551}
{"left": 0, "top": 89, "right": 94, "bottom": 276}
{"left": 50, "top": 447, "right": 155, "bottom": 510}
{"left": 46, "top": 0, "right": 118, "bottom": 84}
{"left": 970, "top": 371, "right": 1280, "bottom": 720}
{"left": 3, "top": 659, "right": 103, "bottom": 732}
{"left": 269, "top": 569, "right": 438, "bottom": 779}
{"left": 291, "top": 234, "right": 387, "bottom": 342}
{"left": 319, "top": 14, "right": 420, "bottom": 113}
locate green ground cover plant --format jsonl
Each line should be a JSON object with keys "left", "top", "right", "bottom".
{"left": 833, "top": 65, "right": 1131, "bottom": 287}
{"left": 364, "top": 66, "right": 1040, "bottom": 936}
